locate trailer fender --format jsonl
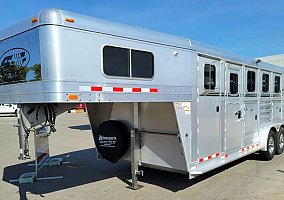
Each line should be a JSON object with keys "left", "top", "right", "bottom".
{"left": 259, "top": 122, "right": 281, "bottom": 151}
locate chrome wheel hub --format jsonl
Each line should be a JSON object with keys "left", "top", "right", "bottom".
{"left": 268, "top": 136, "right": 275, "bottom": 155}
{"left": 279, "top": 133, "right": 284, "bottom": 150}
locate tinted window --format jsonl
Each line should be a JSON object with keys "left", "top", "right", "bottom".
{"left": 274, "top": 75, "right": 280, "bottom": 93}
{"left": 103, "top": 46, "right": 154, "bottom": 79}
{"left": 247, "top": 71, "right": 255, "bottom": 92}
{"left": 0, "top": 29, "right": 41, "bottom": 85}
{"left": 103, "top": 46, "right": 130, "bottom": 77}
{"left": 230, "top": 73, "right": 238, "bottom": 94}
{"left": 131, "top": 50, "right": 154, "bottom": 78}
{"left": 262, "top": 73, "right": 269, "bottom": 92}
{"left": 204, "top": 64, "right": 216, "bottom": 90}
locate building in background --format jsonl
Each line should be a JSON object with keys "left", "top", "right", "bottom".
{"left": 258, "top": 54, "right": 284, "bottom": 67}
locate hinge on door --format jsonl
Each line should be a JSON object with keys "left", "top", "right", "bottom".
{"left": 197, "top": 118, "right": 200, "bottom": 134}
{"left": 196, "top": 57, "right": 200, "bottom": 72}
{"left": 197, "top": 88, "right": 199, "bottom": 103}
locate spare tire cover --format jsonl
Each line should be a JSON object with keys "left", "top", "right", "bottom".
{"left": 94, "top": 120, "right": 130, "bottom": 163}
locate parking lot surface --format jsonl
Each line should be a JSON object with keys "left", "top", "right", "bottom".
{"left": 0, "top": 112, "right": 283, "bottom": 200}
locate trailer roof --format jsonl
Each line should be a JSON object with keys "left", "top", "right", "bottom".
{"left": 0, "top": 9, "right": 191, "bottom": 50}
{"left": 0, "top": 8, "right": 283, "bottom": 73}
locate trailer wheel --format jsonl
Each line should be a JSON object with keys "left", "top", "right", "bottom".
{"left": 261, "top": 130, "right": 276, "bottom": 161}
{"left": 94, "top": 120, "right": 130, "bottom": 163}
{"left": 276, "top": 128, "right": 284, "bottom": 155}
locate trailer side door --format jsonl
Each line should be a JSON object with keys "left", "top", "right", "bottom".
{"left": 197, "top": 56, "right": 222, "bottom": 160}
{"left": 225, "top": 63, "right": 243, "bottom": 152}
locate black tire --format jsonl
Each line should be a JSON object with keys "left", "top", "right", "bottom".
{"left": 276, "top": 128, "right": 284, "bottom": 155}
{"left": 260, "top": 130, "right": 276, "bottom": 161}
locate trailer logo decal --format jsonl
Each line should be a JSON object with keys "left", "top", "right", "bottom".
{"left": 99, "top": 135, "right": 117, "bottom": 141}
{"left": 98, "top": 135, "right": 117, "bottom": 147}
{"left": 79, "top": 86, "right": 159, "bottom": 93}
{"left": 0, "top": 48, "right": 30, "bottom": 70}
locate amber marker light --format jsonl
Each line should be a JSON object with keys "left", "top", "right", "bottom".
{"left": 68, "top": 94, "right": 79, "bottom": 101}
{"left": 32, "top": 18, "right": 38, "bottom": 23}
{"left": 65, "top": 18, "right": 75, "bottom": 23}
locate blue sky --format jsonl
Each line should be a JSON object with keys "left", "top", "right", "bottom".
{"left": 0, "top": 0, "right": 283, "bottom": 58}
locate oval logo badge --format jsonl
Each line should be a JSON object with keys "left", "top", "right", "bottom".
{"left": 0, "top": 48, "right": 30, "bottom": 70}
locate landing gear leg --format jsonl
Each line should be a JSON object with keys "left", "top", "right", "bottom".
{"left": 129, "top": 129, "right": 143, "bottom": 190}
{"left": 16, "top": 108, "right": 30, "bottom": 160}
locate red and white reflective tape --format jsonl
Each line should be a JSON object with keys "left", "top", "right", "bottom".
{"left": 79, "top": 86, "right": 158, "bottom": 93}
{"left": 239, "top": 144, "right": 260, "bottom": 153}
{"left": 221, "top": 153, "right": 229, "bottom": 160}
{"left": 199, "top": 152, "right": 220, "bottom": 163}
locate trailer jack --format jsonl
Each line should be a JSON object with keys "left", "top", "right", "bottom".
{"left": 129, "top": 129, "right": 143, "bottom": 190}
{"left": 15, "top": 109, "right": 30, "bottom": 160}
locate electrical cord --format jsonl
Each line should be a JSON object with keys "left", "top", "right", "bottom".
{"left": 35, "top": 104, "right": 57, "bottom": 137}
{"left": 17, "top": 103, "right": 57, "bottom": 156}
{"left": 21, "top": 104, "right": 57, "bottom": 138}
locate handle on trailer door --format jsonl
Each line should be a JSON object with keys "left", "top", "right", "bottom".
{"left": 216, "top": 106, "right": 219, "bottom": 112}
{"left": 235, "top": 110, "right": 241, "bottom": 119}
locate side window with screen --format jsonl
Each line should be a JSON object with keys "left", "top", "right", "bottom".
{"left": 204, "top": 64, "right": 216, "bottom": 90}
{"left": 274, "top": 75, "right": 280, "bottom": 93}
{"left": 247, "top": 71, "right": 255, "bottom": 92}
{"left": 230, "top": 73, "right": 238, "bottom": 94}
{"left": 103, "top": 45, "right": 154, "bottom": 79}
{"left": 262, "top": 73, "right": 269, "bottom": 93}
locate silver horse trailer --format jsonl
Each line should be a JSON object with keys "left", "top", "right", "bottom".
{"left": 0, "top": 9, "right": 283, "bottom": 188}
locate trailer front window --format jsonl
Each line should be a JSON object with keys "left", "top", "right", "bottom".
{"left": 204, "top": 64, "right": 216, "bottom": 90}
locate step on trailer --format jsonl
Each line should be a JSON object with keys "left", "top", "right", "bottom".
{"left": 0, "top": 9, "right": 283, "bottom": 189}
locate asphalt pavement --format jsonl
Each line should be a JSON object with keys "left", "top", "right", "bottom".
{"left": 0, "top": 112, "right": 283, "bottom": 200}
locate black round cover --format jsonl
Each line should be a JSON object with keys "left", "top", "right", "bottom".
{"left": 94, "top": 120, "right": 130, "bottom": 163}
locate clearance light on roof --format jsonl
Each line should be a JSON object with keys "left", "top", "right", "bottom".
{"left": 32, "top": 18, "right": 38, "bottom": 23}
{"left": 65, "top": 18, "right": 75, "bottom": 23}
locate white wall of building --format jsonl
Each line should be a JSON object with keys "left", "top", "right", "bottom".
{"left": 258, "top": 54, "right": 284, "bottom": 67}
